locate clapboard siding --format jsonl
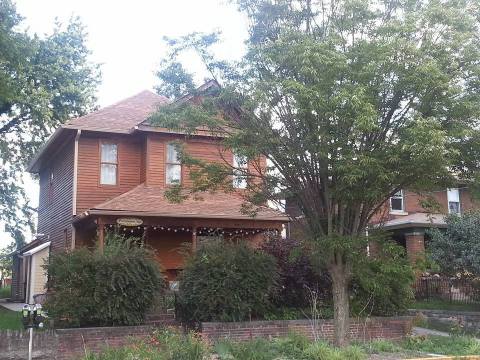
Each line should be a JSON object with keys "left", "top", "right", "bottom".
{"left": 37, "top": 138, "right": 74, "bottom": 252}
{"left": 144, "top": 133, "right": 232, "bottom": 187}
{"left": 75, "top": 132, "right": 267, "bottom": 214}
{"left": 76, "top": 134, "right": 142, "bottom": 213}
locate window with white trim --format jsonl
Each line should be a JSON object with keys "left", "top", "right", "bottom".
{"left": 100, "top": 143, "right": 117, "bottom": 185}
{"left": 447, "top": 188, "right": 461, "bottom": 214}
{"left": 166, "top": 143, "right": 181, "bottom": 185}
{"left": 233, "top": 153, "right": 248, "bottom": 189}
{"left": 390, "top": 190, "right": 404, "bottom": 212}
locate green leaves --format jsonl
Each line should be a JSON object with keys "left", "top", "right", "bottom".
{"left": 0, "top": 2, "right": 100, "bottom": 244}
{"left": 429, "top": 211, "right": 480, "bottom": 276}
{"left": 44, "top": 233, "right": 165, "bottom": 327}
{"left": 177, "top": 240, "right": 279, "bottom": 323}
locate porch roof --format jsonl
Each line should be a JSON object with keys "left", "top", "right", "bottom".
{"left": 81, "top": 184, "right": 289, "bottom": 222}
{"left": 375, "top": 212, "right": 447, "bottom": 231}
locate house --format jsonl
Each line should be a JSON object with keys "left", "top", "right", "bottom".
{"left": 10, "top": 82, "right": 289, "bottom": 303}
{"left": 286, "top": 186, "right": 478, "bottom": 263}
{"left": 369, "top": 187, "right": 477, "bottom": 262}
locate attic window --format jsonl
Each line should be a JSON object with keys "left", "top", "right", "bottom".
{"left": 100, "top": 143, "right": 118, "bottom": 185}
{"left": 166, "top": 143, "right": 181, "bottom": 185}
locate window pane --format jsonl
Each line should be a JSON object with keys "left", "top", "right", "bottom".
{"left": 166, "top": 164, "right": 181, "bottom": 184}
{"left": 447, "top": 188, "right": 460, "bottom": 202}
{"left": 392, "top": 190, "right": 402, "bottom": 198}
{"left": 233, "top": 173, "right": 247, "bottom": 189}
{"left": 101, "top": 144, "right": 117, "bottom": 163}
{"left": 167, "top": 144, "right": 180, "bottom": 164}
{"left": 391, "top": 198, "right": 403, "bottom": 211}
{"left": 101, "top": 164, "right": 117, "bottom": 185}
{"left": 449, "top": 201, "right": 460, "bottom": 214}
{"left": 233, "top": 153, "right": 248, "bottom": 169}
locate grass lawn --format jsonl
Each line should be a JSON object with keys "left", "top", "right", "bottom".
{"left": 0, "top": 285, "right": 11, "bottom": 299}
{"left": 411, "top": 299, "right": 480, "bottom": 312}
{"left": 0, "top": 306, "right": 22, "bottom": 330}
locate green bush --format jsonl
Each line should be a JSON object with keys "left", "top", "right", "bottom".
{"left": 0, "top": 285, "right": 11, "bottom": 299}
{"left": 45, "top": 233, "right": 165, "bottom": 327}
{"left": 177, "top": 240, "right": 279, "bottom": 323}
{"left": 351, "top": 241, "right": 414, "bottom": 316}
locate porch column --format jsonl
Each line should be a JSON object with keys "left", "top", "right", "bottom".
{"left": 405, "top": 231, "right": 425, "bottom": 264}
{"left": 97, "top": 217, "right": 105, "bottom": 253}
{"left": 192, "top": 226, "right": 197, "bottom": 252}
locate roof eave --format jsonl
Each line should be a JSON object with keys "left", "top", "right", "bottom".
{"left": 27, "top": 127, "right": 66, "bottom": 173}
{"left": 376, "top": 221, "right": 447, "bottom": 231}
{"left": 75, "top": 209, "right": 290, "bottom": 223}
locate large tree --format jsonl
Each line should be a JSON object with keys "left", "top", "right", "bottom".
{"left": 0, "top": 0, "right": 100, "bottom": 247}
{"left": 152, "top": 0, "right": 480, "bottom": 345}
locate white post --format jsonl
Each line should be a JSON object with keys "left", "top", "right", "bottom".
{"left": 28, "top": 326, "right": 33, "bottom": 360}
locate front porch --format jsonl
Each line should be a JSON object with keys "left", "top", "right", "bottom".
{"left": 74, "top": 215, "right": 283, "bottom": 281}
{"left": 378, "top": 212, "right": 447, "bottom": 263}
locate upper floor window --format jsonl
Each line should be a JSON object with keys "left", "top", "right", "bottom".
{"left": 233, "top": 153, "right": 248, "bottom": 189}
{"left": 390, "top": 190, "right": 404, "bottom": 212}
{"left": 166, "top": 143, "right": 181, "bottom": 185}
{"left": 100, "top": 143, "right": 117, "bottom": 185}
{"left": 447, "top": 188, "right": 461, "bottom": 214}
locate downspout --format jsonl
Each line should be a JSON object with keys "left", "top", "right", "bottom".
{"left": 71, "top": 129, "right": 81, "bottom": 249}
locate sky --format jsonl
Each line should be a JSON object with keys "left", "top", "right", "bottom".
{"left": 0, "top": 0, "right": 249, "bottom": 249}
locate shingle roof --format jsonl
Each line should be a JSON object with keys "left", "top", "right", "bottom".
{"left": 86, "top": 184, "right": 289, "bottom": 222}
{"left": 62, "top": 90, "right": 169, "bottom": 133}
{"left": 375, "top": 212, "right": 447, "bottom": 230}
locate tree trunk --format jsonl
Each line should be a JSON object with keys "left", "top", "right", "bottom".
{"left": 329, "top": 261, "right": 350, "bottom": 347}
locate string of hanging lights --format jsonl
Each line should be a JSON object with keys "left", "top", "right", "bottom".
{"left": 103, "top": 223, "right": 280, "bottom": 236}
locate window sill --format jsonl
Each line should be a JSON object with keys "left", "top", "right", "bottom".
{"left": 390, "top": 210, "right": 408, "bottom": 216}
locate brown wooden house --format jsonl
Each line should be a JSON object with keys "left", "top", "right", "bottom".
{"left": 10, "top": 83, "right": 289, "bottom": 302}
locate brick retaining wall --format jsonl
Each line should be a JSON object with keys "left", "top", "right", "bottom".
{"left": 0, "top": 317, "right": 413, "bottom": 359}
{"left": 0, "top": 325, "right": 156, "bottom": 360}
{"left": 201, "top": 317, "right": 413, "bottom": 342}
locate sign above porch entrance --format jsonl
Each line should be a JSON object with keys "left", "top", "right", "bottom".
{"left": 116, "top": 218, "right": 143, "bottom": 227}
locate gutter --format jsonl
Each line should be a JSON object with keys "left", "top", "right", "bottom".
{"left": 74, "top": 209, "right": 290, "bottom": 223}
{"left": 72, "top": 129, "right": 81, "bottom": 216}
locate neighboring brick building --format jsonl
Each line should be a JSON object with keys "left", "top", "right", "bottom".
{"left": 287, "top": 186, "right": 478, "bottom": 262}
{"left": 10, "top": 81, "right": 289, "bottom": 302}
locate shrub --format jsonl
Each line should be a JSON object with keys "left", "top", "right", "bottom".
{"left": 177, "top": 240, "right": 278, "bottom": 323}
{"left": 45, "top": 233, "right": 165, "bottom": 327}
{"left": 261, "top": 236, "right": 331, "bottom": 308}
{"left": 428, "top": 211, "right": 480, "bottom": 276}
{"left": 350, "top": 241, "right": 414, "bottom": 316}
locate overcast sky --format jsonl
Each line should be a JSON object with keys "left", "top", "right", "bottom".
{"left": 0, "top": 0, "right": 248, "bottom": 249}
